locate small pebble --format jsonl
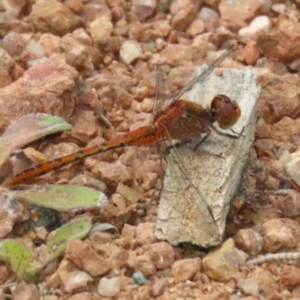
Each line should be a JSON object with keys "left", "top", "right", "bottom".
{"left": 132, "top": 270, "right": 146, "bottom": 285}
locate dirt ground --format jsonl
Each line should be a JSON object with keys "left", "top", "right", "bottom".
{"left": 1, "top": 0, "right": 300, "bottom": 299}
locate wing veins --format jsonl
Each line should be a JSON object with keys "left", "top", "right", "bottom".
{"left": 165, "top": 47, "right": 233, "bottom": 102}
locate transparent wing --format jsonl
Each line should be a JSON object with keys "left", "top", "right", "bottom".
{"left": 153, "top": 46, "right": 233, "bottom": 114}
{"left": 153, "top": 65, "right": 167, "bottom": 115}
{"left": 165, "top": 46, "right": 233, "bottom": 102}
{"left": 156, "top": 132, "right": 222, "bottom": 247}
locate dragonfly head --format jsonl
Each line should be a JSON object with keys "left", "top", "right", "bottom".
{"left": 211, "top": 95, "right": 241, "bottom": 129}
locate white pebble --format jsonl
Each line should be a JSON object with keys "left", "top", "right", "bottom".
{"left": 238, "top": 16, "right": 271, "bottom": 44}
{"left": 120, "top": 40, "right": 143, "bottom": 65}
{"left": 97, "top": 276, "right": 121, "bottom": 297}
{"left": 198, "top": 7, "right": 219, "bottom": 23}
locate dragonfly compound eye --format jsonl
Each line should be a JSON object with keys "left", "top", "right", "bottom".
{"left": 211, "top": 95, "right": 241, "bottom": 129}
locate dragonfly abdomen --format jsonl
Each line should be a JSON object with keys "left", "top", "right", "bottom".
{"left": 3, "top": 125, "right": 162, "bottom": 187}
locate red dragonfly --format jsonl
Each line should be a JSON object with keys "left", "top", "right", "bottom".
{"left": 3, "top": 47, "right": 241, "bottom": 220}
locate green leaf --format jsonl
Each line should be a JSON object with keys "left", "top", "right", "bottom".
{"left": 0, "top": 218, "right": 92, "bottom": 282}
{"left": 46, "top": 216, "right": 92, "bottom": 261}
{"left": 0, "top": 239, "right": 32, "bottom": 280}
{"left": 13, "top": 184, "right": 108, "bottom": 212}
{"left": 0, "top": 113, "right": 71, "bottom": 168}
{"left": 37, "top": 115, "right": 72, "bottom": 131}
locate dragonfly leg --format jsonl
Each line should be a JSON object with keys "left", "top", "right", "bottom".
{"left": 193, "top": 130, "right": 211, "bottom": 152}
{"left": 209, "top": 124, "right": 245, "bottom": 140}
{"left": 165, "top": 139, "right": 192, "bottom": 153}
{"left": 193, "top": 129, "right": 225, "bottom": 159}
{"left": 229, "top": 122, "right": 250, "bottom": 139}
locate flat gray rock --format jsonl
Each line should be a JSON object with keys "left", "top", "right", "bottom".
{"left": 155, "top": 66, "right": 260, "bottom": 247}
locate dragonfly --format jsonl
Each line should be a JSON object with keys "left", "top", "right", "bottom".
{"left": 3, "top": 47, "right": 241, "bottom": 220}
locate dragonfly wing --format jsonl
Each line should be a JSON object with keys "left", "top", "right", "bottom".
{"left": 165, "top": 46, "right": 233, "bottom": 102}
{"left": 153, "top": 65, "right": 168, "bottom": 114}
{"left": 155, "top": 139, "right": 222, "bottom": 247}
